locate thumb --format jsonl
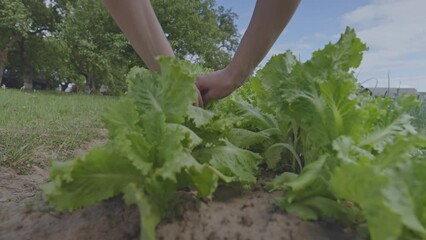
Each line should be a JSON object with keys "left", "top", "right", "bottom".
{"left": 196, "top": 74, "right": 214, "bottom": 102}
{"left": 196, "top": 88, "right": 204, "bottom": 107}
{"left": 201, "top": 90, "right": 214, "bottom": 103}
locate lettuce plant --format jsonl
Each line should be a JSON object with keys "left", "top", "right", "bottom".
{"left": 43, "top": 28, "right": 426, "bottom": 240}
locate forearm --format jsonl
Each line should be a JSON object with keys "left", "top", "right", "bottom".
{"left": 228, "top": 0, "right": 300, "bottom": 85}
{"left": 103, "top": 0, "right": 173, "bottom": 72}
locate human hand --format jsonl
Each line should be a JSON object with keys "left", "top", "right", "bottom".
{"left": 196, "top": 68, "right": 245, "bottom": 103}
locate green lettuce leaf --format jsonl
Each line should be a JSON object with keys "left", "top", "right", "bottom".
{"left": 43, "top": 58, "right": 222, "bottom": 240}
{"left": 41, "top": 147, "right": 142, "bottom": 211}
{"left": 194, "top": 140, "right": 262, "bottom": 187}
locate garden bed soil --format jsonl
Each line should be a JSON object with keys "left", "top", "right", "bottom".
{"left": 0, "top": 165, "right": 361, "bottom": 240}
{"left": 0, "top": 139, "right": 361, "bottom": 240}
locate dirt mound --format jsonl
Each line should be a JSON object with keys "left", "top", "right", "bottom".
{"left": 0, "top": 137, "right": 107, "bottom": 203}
{"left": 0, "top": 197, "right": 140, "bottom": 240}
{"left": 0, "top": 137, "right": 361, "bottom": 240}
{"left": 0, "top": 166, "right": 48, "bottom": 203}
{"left": 158, "top": 189, "right": 359, "bottom": 240}
{"left": 0, "top": 185, "right": 360, "bottom": 240}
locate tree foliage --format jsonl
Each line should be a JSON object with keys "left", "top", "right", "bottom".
{"left": 54, "top": 0, "right": 130, "bottom": 93}
{"left": 0, "top": 0, "right": 31, "bottom": 84}
{"left": 1, "top": 0, "right": 239, "bottom": 93}
{"left": 0, "top": 0, "right": 61, "bottom": 88}
{"left": 152, "top": 0, "right": 239, "bottom": 69}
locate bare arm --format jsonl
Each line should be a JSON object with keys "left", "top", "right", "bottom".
{"left": 197, "top": 0, "right": 301, "bottom": 102}
{"left": 103, "top": 0, "right": 173, "bottom": 72}
{"left": 229, "top": 0, "right": 301, "bottom": 84}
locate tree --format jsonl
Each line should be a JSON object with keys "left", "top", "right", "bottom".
{"left": 1, "top": 0, "right": 60, "bottom": 88}
{"left": 54, "top": 0, "right": 239, "bottom": 93}
{"left": 0, "top": 0, "right": 30, "bottom": 84}
{"left": 56, "top": 0, "right": 130, "bottom": 93}
{"left": 152, "top": 0, "right": 240, "bottom": 69}
{"left": 2, "top": 0, "right": 239, "bottom": 93}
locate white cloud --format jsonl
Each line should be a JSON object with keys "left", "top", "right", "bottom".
{"left": 263, "top": 32, "right": 334, "bottom": 66}
{"left": 342, "top": 0, "right": 426, "bottom": 92}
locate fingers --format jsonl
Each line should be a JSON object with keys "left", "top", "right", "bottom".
{"left": 201, "top": 91, "right": 214, "bottom": 103}
{"left": 196, "top": 75, "right": 215, "bottom": 103}
{"left": 196, "top": 88, "right": 204, "bottom": 107}
{"left": 196, "top": 76, "right": 208, "bottom": 105}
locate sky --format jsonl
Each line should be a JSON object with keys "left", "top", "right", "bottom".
{"left": 215, "top": 0, "right": 426, "bottom": 92}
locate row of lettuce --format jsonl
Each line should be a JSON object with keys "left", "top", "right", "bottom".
{"left": 42, "top": 28, "right": 426, "bottom": 240}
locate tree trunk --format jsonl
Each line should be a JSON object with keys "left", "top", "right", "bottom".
{"left": 0, "top": 36, "right": 18, "bottom": 86}
{"left": 22, "top": 64, "right": 34, "bottom": 90}
{"left": 85, "top": 73, "right": 96, "bottom": 93}
{"left": 70, "top": 55, "right": 96, "bottom": 94}
{"left": 0, "top": 53, "right": 6, "bottom": 86}
{"left": 0, "top": 63, "right": 5, "bottom": 86}
{"left": 18, "top": 38, "right": 36, "bottom": 90}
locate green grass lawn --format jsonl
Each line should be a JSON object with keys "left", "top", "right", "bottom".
{"left": 0, "top": 89, "right": 117, "bottom": 173}
{"left": 1, "top": 89, "right": 425, "bottom": 175}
